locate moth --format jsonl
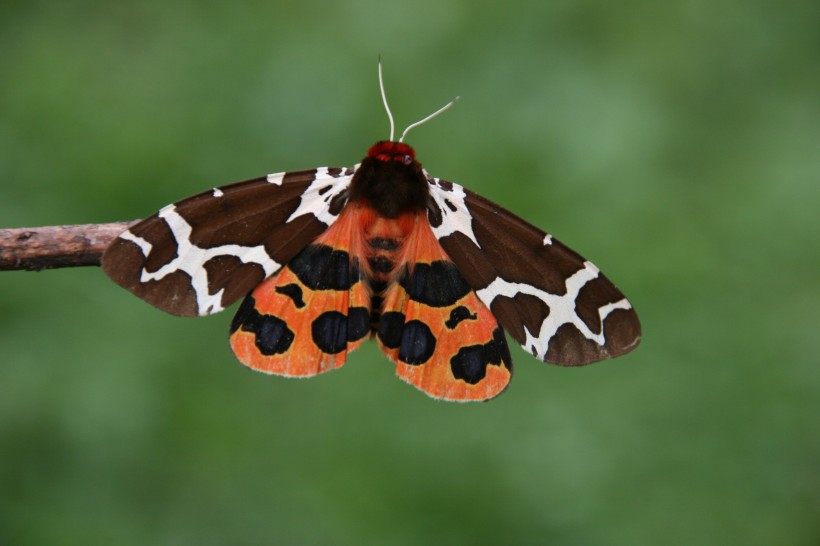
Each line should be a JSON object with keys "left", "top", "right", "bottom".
{"left": 102, "top": 63, "right": 641, "bottom": 402}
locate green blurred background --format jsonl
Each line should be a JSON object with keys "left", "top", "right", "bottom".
{"left": 1, "top": 1, "right": 818, "bottom": 544}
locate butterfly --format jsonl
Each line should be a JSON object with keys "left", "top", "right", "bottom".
{"left": 101, "top": 62, "right": 641, "bottom": 401}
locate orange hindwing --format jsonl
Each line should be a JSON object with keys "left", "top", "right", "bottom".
{"left": 375, "top": 216, "right": 513, "bottom": 401}
{"left": 229, "top": 207, "right": 370, "bottom": 377}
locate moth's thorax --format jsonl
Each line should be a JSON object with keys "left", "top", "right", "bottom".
{"left": 348, "top": 141, "right": 428, "bottom": 218}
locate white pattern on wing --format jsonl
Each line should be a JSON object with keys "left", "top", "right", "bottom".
{"left": 475, "top": 261, "right": 631, "bottom": 359}
{"left": 119, "top": 230, "right": 153, "bottom": 256}
{"left": 266, "top": 172, "right": 284, "bottom": 185}
{"left": 127, "top": 204, "right": 281, "bottom": 316}
{"left": 286, "top": 166, "right": 354, "bottom": 226}
{"left": 426, "top": 174, "right": 480, "bottom": 247}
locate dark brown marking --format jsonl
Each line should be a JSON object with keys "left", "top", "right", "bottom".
{"left": 140, "top": 218, "right": 178, "bottom": 273}
{"left": 262, "top": 214, "right": 325, "bottom": 262}
{"left": 328, "top": 190, "right": 348, "bottom": 217}
{"left": 574, "top": 274, "right": 627, "bottom": 336}
{"left": 104, "top": 238, "right": 199, "bottom": 316}
{"left": 602, "top": 309, "right": 641, "bottom": 358}
{"left": 181, "top": 173, "right": 317, "bottom": 249}
{"left": 475, "top": 221, "right": 580, "bottom": 295}
{"left": 426, "top": 199, "right": 443, "bottom": 229}
{"left": 488, "top": 293, "right": 550, "bottom": 347}
{"left": 545, "top": 323, "right": 603, "bottom": 366}
{"left": 203, "top": 255, "right": 267, "bottom": 310}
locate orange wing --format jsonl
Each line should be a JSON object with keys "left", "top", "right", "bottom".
{"left": 376, "top": 218, "right": 513, "bottom": 401}
{"left": 229, "top": 207, "right": 371, "bottom": 376}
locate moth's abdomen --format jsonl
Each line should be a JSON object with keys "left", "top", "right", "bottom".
{"left": 355, "top": 207, "right": 418, "bottom": 330}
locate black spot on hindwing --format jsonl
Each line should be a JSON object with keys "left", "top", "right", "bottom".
{"left": 275, "top": 283, "right": 305, "bottom": 308}
{"left": 230, "top": 295, "right": 295, "bottom": 355}
{"left": 400, "top": 261, "right": 471, "bottom": 307}
{"left": 398, "top": 320, "right": 436, "bottom": 365}
{"left": 450, "top": 328, "right": 512, "bottom": 384}
{"left": 288, "top": 244, "right": 357, "bottom": 290}
{"left": 347, "top": 307, "right": 371, "bottom": 342}
{"left": 229, "top": 294, "right": 256, "bottom": 334}
{"left": 445, "top": 306, "right": 478, "bottom": 329}
{"left": 378, "top": 312, "right": 406, "bottom": 349}
{"left": 311, "top": 308, "right": 372, "bottom": 355}
{"left": 312, "top": 311, "right": 348, "bottom": 354}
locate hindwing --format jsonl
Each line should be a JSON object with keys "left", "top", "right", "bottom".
{"left": 376, "top": 217, "right": 512, "bottom": 401}
{"left": 229, "top": 206, "right": 371, "bottom": 376}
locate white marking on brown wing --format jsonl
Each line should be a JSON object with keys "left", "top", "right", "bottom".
{"left": 266, "top": 172, "right": 285, "bottom": 185}
{"left": 286, "top": 166, "right": 354, "bottom": 227}
{"left": 542, "top": 234, "right": 553, "bottom": 245}
{"left": 475, "top": 261, "right": 630, "bottom": 360}
{"left": 212, "top": 188, "right": 224, "bottom": 197}
{"left": 425, "top": 174, "right": 480, "bottom": 247}
{"left": 133, "top": 204, "right": 281, "bottom": 316}
{"left": 119, "top": 230, "right": 153, "bottom": 256}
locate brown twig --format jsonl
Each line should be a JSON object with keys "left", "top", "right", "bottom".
{"left": 0, "top": 221, "right": 138, "bottom": 271}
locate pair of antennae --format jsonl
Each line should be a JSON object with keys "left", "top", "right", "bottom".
{"left": 378, "top": 59, "right": 459, "bottom": 143}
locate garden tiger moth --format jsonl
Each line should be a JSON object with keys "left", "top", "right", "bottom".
{"left": 102, "top": 62, "right": 641, "bottom": 402}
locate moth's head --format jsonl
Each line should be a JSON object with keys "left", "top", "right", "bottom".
{"left": 367, "top": 141, "right": 416, "bottom": 165}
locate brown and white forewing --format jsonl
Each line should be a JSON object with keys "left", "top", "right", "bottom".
{"left": 426, "top": 174, "right": 641, "bottom": 366}
{"left": 102, "top": 167, "right": 355, "bottom": 317}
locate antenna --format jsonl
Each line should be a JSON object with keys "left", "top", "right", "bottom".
{"left": 378, "top": 57, "right": 395, "bottom": 142}
{"left": 378, "top": 58, "right": 459, "bottom": 143}
{"left": 399, "top": 96, "right": 459, "bottom": 143}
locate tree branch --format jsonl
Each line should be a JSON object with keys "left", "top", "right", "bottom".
{"left": 0, "top": 221, "right": 138, "bottom": 271}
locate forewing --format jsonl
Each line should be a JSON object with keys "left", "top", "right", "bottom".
{"left": 426, "top": 175, "right": 641, "bottom": 366}
{"left": 102, "top": 167, "right": 354, "bottom": 316}
{"left": 376, "top": 218, "right": 512, "bottom": 401}
{"left": 229, "top": 206, "right": 371, "bottom": 376}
